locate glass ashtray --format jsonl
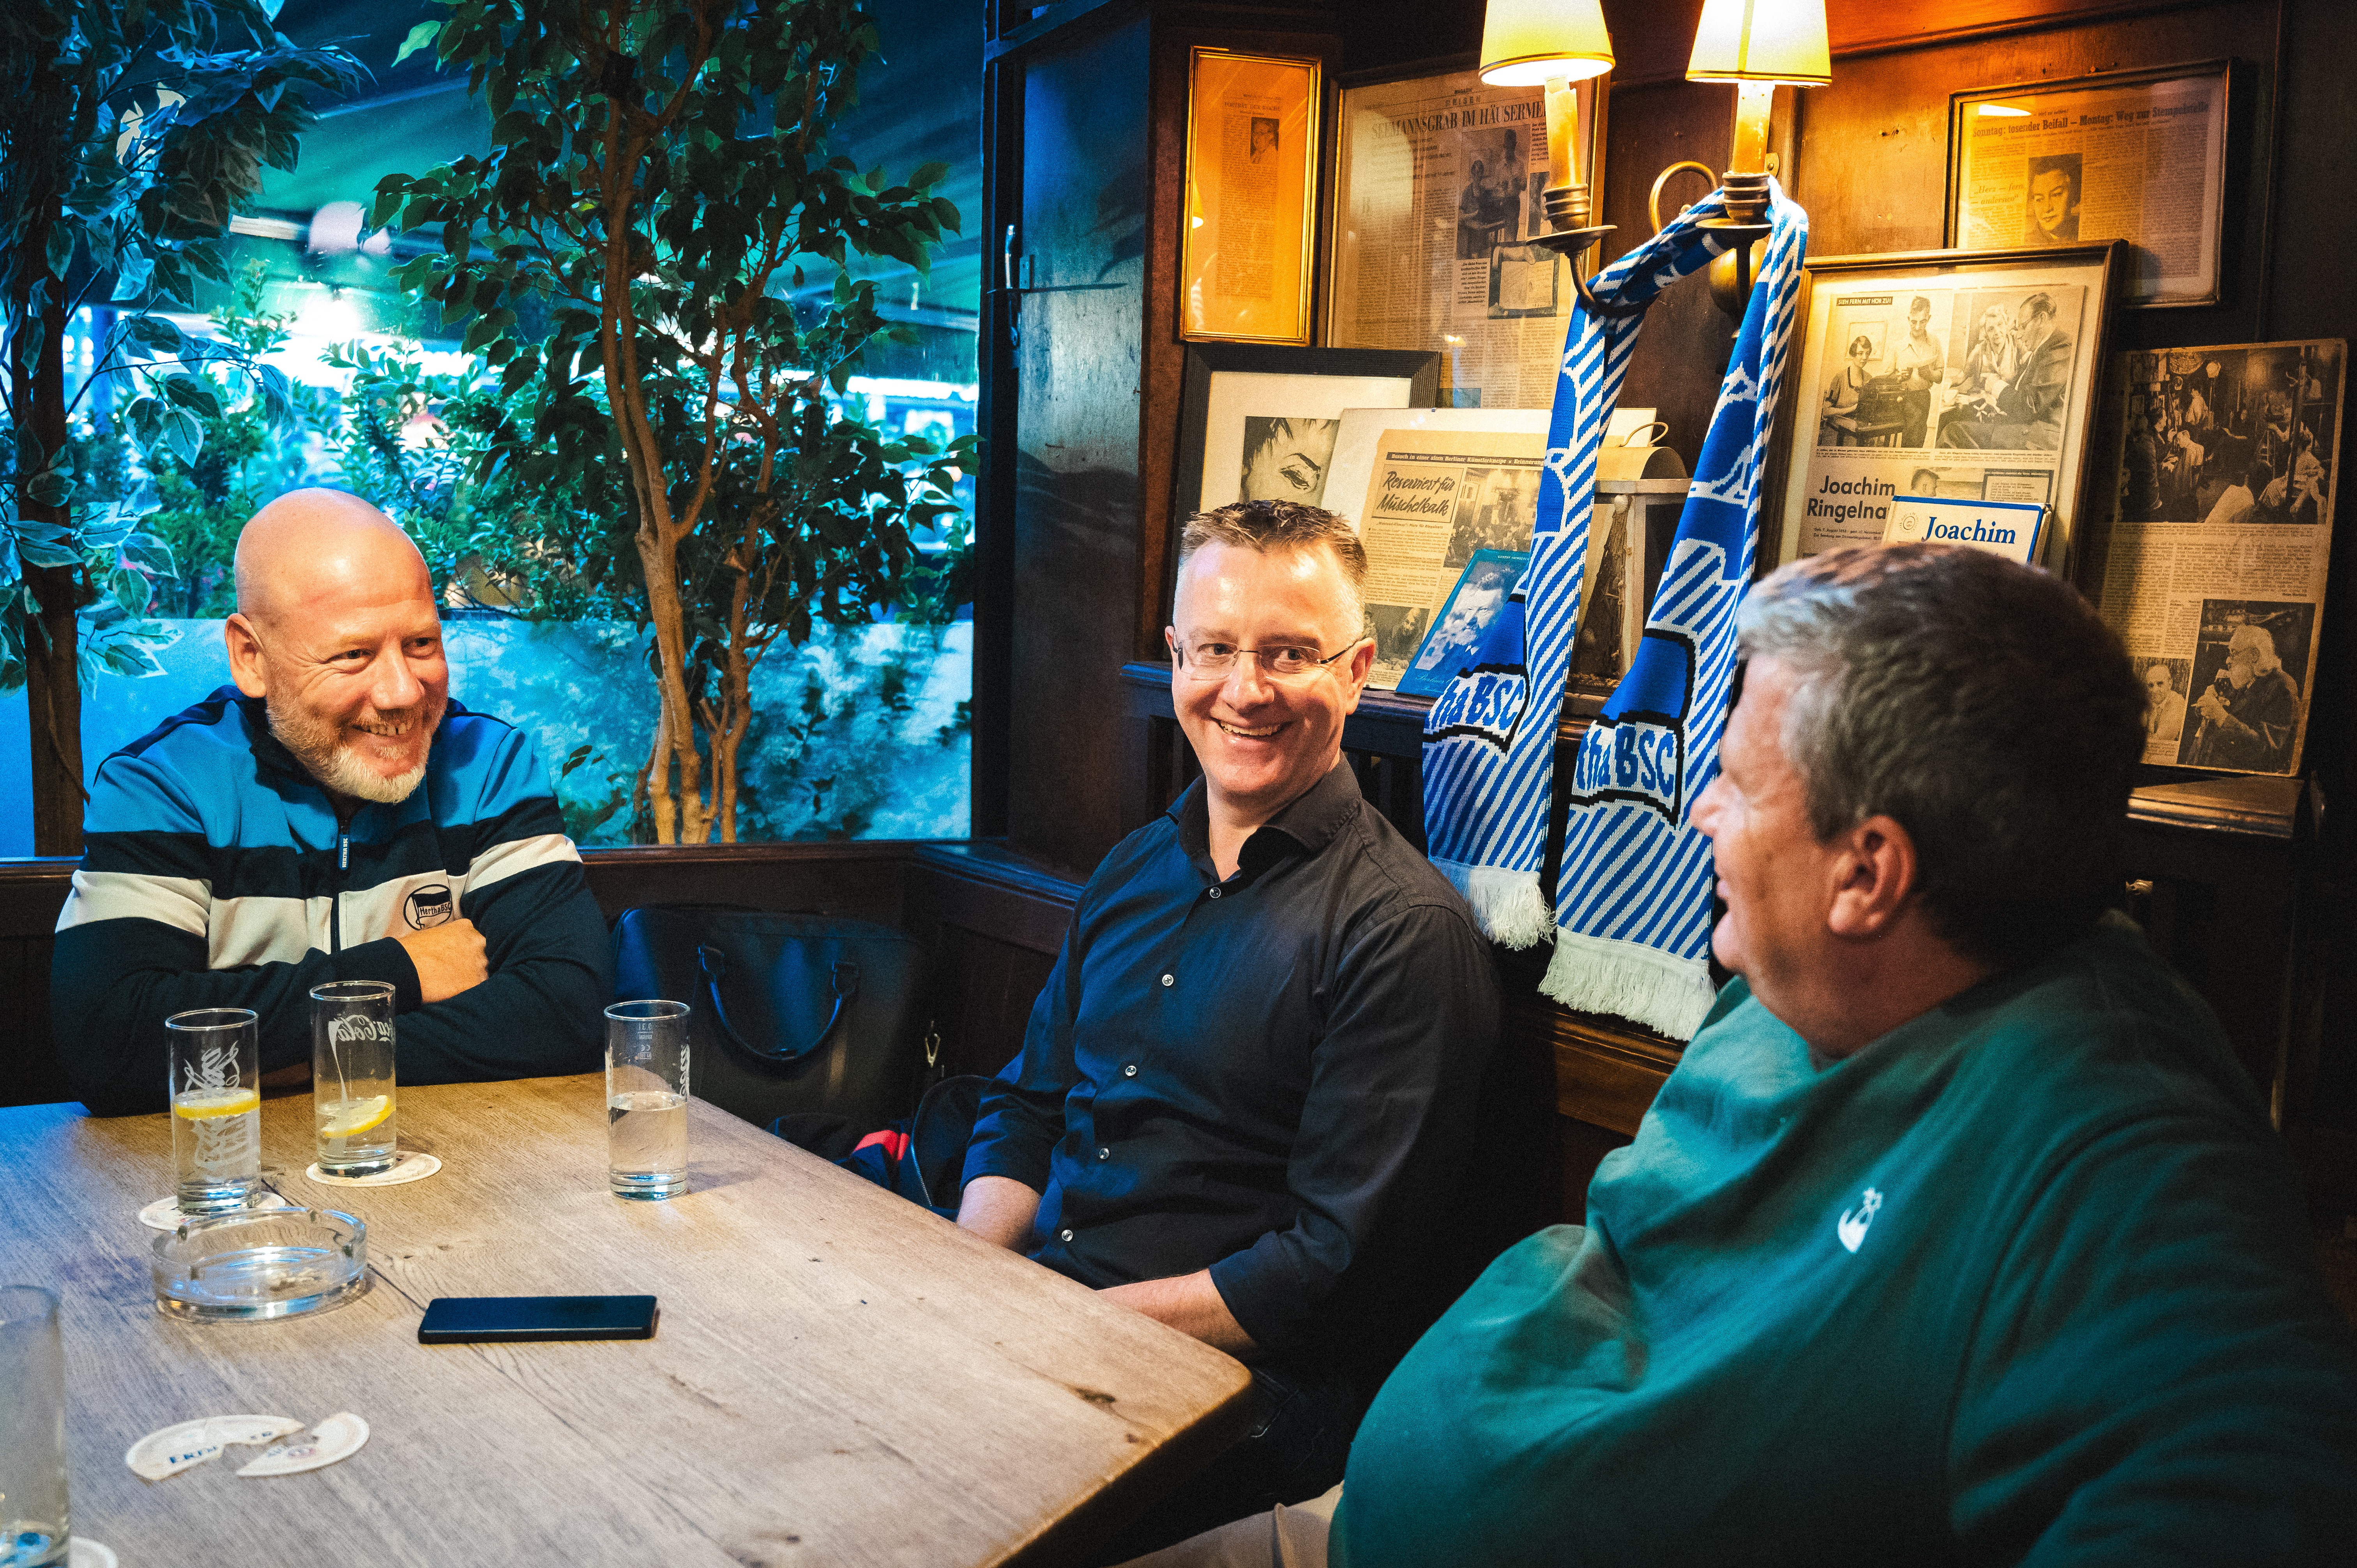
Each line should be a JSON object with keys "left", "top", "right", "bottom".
{"left": 151, "top": 1205, "right": 369, "bottom": 1322}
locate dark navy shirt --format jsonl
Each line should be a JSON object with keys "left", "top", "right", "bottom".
{"left": 963, "top": 762, "right": 1499, "bottom": 1370}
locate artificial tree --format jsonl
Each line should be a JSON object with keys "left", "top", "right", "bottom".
{"left": 0, "top": 0, "right": 357, "bottom": 853}
{"left": 376, "top": 0, "right": 968, "bottom": 844}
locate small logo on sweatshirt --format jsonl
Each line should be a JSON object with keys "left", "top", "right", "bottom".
{"left": 1837, "top": 1188, "right": 1883, "bottom": 1253}
{"left": 405, "top": 885, "right": 454, "bottom": 929}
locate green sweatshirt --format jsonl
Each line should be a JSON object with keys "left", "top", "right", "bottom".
{"left": 1335, "top": 915, "right": 2357, "bottom": 1565}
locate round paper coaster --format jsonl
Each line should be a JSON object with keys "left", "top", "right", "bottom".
{"left": 70, "top": 1538, "right": 118, "bottom": 1568}
{"left": 303, "top": 1150, "right": 440, "bottom": 1187}
{"left": 138, "top": 1190, "right": 297, "bottom": 1233}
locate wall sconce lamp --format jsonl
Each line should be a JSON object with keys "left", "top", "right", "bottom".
{"left": 1488, "top": 0, "right": 1830, "bottom": 318}
{"left": 1479, "top": 0, "right": 1617, "bottom": 286}
{"left": 1681, "top": 0, "right": 1829, "bottom": 313}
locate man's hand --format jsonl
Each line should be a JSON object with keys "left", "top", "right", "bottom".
{"left": 2195, "top": 687, "right": 2230, "bottom": 725}
{"left": 397, "top": 917, "right": 488, "bottom": 1003}
{"left": 1101, "top": 1270, "right": 1257, "bottom": 1355}
{"left": 956, "top": 1174, "right": 1042, "bottom": 1251}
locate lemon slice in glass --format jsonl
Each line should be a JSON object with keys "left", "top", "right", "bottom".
{"left": 317, "top": 1095, "right": 393, "bottom": 1139}
{"left": 173, "top": 1087, "right": 260, "bottom": 1119}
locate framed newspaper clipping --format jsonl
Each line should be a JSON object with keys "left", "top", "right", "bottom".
{"left": 2080, "top": 338, "right": 2344, "bottom": 776}
{"left": 1945, "top": 61, "right": 2232, "bottom": 308}
{"left": 1322, "top": 62, "right": 1603, "bottom": 408}
{"left": 1769, "top": 243, "right": 2129, "bottom": 576}
{"left": 1180, "top": 48, "right": 1321, "bottom": 344}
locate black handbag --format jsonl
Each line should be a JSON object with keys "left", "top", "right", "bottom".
{"left": 610, "top": 906, "right": 935, "bottom": 1131}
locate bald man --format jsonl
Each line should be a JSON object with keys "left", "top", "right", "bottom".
{"left": 52, "top": 490, "right": 610, "bottom": 1114}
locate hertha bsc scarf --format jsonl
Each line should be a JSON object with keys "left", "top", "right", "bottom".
{"left": 1422, "top": 182, "right": 1808, "bottom": 1035}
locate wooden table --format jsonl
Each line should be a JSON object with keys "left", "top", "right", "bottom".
{"left": 0, "top": 1076, "right": 1252, "bottom": 1567}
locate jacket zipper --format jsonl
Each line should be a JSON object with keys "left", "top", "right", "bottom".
{"left": 331, "top": 827, "right": 349, "bottom": 954}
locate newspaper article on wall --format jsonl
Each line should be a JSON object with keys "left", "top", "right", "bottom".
{"left": 1777, "top": 253, "right": 2114, "bottom": 570}
{"left": 1950, "top": 64, "right": 2226, "bottom": 306}
{"left": 1327, "top": 69, "right": 1573, "bottom": 408}
{"left": 2082, "top": 339, "right": 2343, "bottom": 775}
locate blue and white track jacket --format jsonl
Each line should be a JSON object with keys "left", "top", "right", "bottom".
{"left": 52, "top": 686, "right": 611, "bottom": 1114}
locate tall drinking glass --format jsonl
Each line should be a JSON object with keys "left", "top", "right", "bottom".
{"left": 311, "top": 980, "right": 398, "bottom": 1177}
{"left": 166, "top": 1008, "right": 261, "bottom": 1214}
{"left": 606, "top": 1000, "right": 690, "bottom": 1200}
{"left": 0, "top": 1285, "right": 70, "bottom": 1567}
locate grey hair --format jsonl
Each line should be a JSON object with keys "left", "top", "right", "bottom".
{"left": 1735, "top": 544, "right": 2146, "bottom": 969}
{"left": 2227, "top": 622, "right": 2282, "bottom": 672}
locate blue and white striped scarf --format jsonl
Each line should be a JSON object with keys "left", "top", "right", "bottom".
{"left": 1421, "top": 182, "right": 1808, "bottom": 1036}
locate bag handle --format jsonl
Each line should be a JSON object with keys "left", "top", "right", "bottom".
{"left": 694, "top": 943, "right": 860, "bottom": 1064}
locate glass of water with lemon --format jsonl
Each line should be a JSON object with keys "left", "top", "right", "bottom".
{"left": 166, "top": 1008, "right": 263, "bottom": 1214}
{"left": 311, "top": 981, "right": 398, "bottom": 1178}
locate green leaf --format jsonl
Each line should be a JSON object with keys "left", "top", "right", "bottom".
{"left": 161, "top": 376, "right": 223, "bottom": 418}
{"left": 121, "top": 535, "right": 177, "bottom": 577}
{"left": 110, "top": 254, "right": 156, "bottom": 302}
{"left": 395, "top": 21, "right": 444, "bottom": 65}
{"left": 25, "top": 467, "right": 75, "bottom": 508}
{"left": 46, "top": 224, "right": 76, "bottom": 279}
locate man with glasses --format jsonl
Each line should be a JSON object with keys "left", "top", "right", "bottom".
{"left": 958, "top": 499, "right": 1499, "bottom": 1550}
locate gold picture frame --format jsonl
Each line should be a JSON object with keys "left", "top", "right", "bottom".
{"left": 1180, "top": 47, "right": 1321, "bottom": 344}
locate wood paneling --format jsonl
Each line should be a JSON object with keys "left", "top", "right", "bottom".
{"left": 1005, "top": 19, "right": 1156, "bottom": 879}
{"left": 0, "top": 857, "right": 74, "bottom": 1109}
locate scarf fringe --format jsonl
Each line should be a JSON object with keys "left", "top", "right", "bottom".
{"left": 1433, "top": 860, "right": 1556, "bottom": 948}
{"left": 1540, "top": 928, "right": 1717, "bottom": 1041}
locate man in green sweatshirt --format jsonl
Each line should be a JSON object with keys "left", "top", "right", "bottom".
{"left": 1122, "top": 543, "right": 2357, "bottom": 1567}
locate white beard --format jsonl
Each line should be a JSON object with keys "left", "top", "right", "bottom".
{"left": 268, "top": 694, "right": 441, "bottom": 805}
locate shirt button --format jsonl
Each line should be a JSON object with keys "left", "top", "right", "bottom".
{"left": 1059, "top": 1228, "right": 1074, "bottom": 1242}
{"left": 1208, "top": 886, "right": 1221, "bottom": 899}
{"left": 1161, "top": 972, "right": 1174, "bottom": 987}
{"left": 1122, "top": 1063, "right": 1139, "bottom": 1078}
{"left": 1097, "top": 1146, "right": 1110, "bottom": 1160}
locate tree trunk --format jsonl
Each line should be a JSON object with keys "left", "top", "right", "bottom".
{"left": 11, "top": 138, "right": 83, "bottom": 856}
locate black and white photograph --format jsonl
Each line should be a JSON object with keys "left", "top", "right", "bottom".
{"left": 2025, "top": 151, "right": 2083, "bottom": 244}
{"left": 1368, "top": 602, "right": 1433, "bottom": 666}
{"left": 2138, "top": 655, "right": 2193, "bottom": 756}
{"left": 2176, "top": 599, "right": 2315, "bottom": 772}
{"left": 1935, "top": 284, "right": 2087, "bottom": 452}
{"left": 1453, "top": 125, "right": 1525, "bottom": 261}
{"left": 1442, "top": 464, "right": 1538, "bottom": 567}
{"left": 1237, "top": 415, "right": 1339, "bottom": 506}
{"left": 1396, "top": 550, "right": 1528, "bottom": 699}
{"left": 2113, "top": 341, "right": 2344, "bottom": 525}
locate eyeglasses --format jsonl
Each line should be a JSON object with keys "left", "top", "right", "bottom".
{"left": 1175, "top": 638, "right": 1363, "bottom": 681}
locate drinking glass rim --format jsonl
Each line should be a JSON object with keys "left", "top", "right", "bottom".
{"left": 0, "top": 1282, "right": 62, "bottom": 1324}
{"left": 309, "top": 980, "right": 397, "bottom": 1004}
{"left": 165, "top": 1006, "right": 259, "bottom": 1032}
{"left": 606, "top": 999, "right": 693, "bottom": 1021}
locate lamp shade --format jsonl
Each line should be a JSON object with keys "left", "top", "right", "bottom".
{"left": 1479, "top": 0, "right": 1615, "bottom": 87}
{"left": 1686, "top": 0, "right": 1830, "bottom": 85}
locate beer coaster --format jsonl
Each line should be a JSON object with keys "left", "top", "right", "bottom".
{"left": 69, "top": 1539, "right": 118, "bottom": 1568}
{"left": 125, "top": 1414, "right": 303, "bottom": 1481}
{"left": 303, "top": 1151, "right": 440, "bottom": 1187}
{"left": 237, "top": 1411, "right": 369, "bottom": 1477}
{"left": 136, "top": 1191, "right": 296, "bottom": 1233}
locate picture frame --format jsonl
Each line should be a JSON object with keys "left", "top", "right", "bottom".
{"left": 1180, "top": 47, "right": 1322, "bottom": 344}
{"left": 1322, "top": 60, "right": 1604, "bottom": 408}
{"left": 1767, "top": 242, "right": 2129, "bottom": 576}
{"left": 1172, "top": 344, "right": 1442, "bottom": 524}
{"left": 1945, "top": 61, "right": 2231, "bottom": 308}
{"left": 1396, "top": 549, "right": 1530, "bottom": 698}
